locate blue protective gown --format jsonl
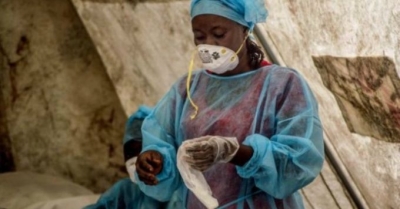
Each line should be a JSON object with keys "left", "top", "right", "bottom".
{"left": 84, "top": 178, "right": 167, "bottom": 209}
{"left": 136, "top": 64, "right": 324, "bottom": 209}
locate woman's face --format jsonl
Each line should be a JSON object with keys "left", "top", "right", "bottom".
{"left": 191, "top": 14, "right": 250, "bottom": 74}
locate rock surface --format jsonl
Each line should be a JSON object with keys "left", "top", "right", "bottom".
{"left": 0, "top": 172, "right": 94, "bottom": 209}
{"left": 313, "top": 56, "right": 400, "bottom": 143}
{"left": 1, "top": 0, "right": 399, "bottom": 208}
{"left": 260, "top": 0, "right": 400, "bottom": 208}
{"left": 71, "top": 0, "right": 196, "bottom": 115}
{"left": 0, "top": 0, "right": 128, "bottom": 192}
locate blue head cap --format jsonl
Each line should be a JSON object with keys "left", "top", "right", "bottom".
{"left": 190, "top": 0, "right": 268, "bottom": 30}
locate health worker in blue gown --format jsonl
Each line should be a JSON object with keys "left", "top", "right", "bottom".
{"left": 135, "top": 0, "right": 325, "bottom": 209}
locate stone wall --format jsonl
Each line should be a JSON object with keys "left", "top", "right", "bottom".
{"left": 0, "top": 87, "right": 15, "bottom": 172}
{"left": 1, "top": 0, "right": 399, "bottom": 207}
{"left": 0, "top": 0, "right": 127, "bottom": 192}
{"left": 261, "top": 0, "right": 400, "bottom": 208}
{"left": 313, "top": 56, "right": 400, "bottom": 143}
{"left": 71, "top": 0, "right": 195, "bottom": 115}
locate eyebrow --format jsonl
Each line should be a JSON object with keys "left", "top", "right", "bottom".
{"left": 212, "top": 25, "right": 226, "bottom": 30}
{"left": 193, "top": 24, "right": 226, "bottom": 32}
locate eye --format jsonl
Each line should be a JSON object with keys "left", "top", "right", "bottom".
{"left": 195, "top": 36, "right": 206, "bottom": 41}
{"left": 214, "top": 33, "right": 225, "bottom": 39}
{"left": 193, "top": 30, "right": 206, "bottom": 42}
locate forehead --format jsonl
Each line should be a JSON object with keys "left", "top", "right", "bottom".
{"left": 191, "top": 14, "right": 239, "bottom": 31}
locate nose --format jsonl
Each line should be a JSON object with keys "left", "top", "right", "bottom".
{"left": 203, "top": 36, "right": 217, "bottom": 46}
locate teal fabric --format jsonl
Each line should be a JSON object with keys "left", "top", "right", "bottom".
{"left": 83, "top": 178, "right": 165, "bottom": 209}
{"left": 136, "top": 65, "right": 324, "bottom": 208}
{"left": 84, "top": 178, "right": 183, "bottom": 209}
{"left": 190, "top": 0, "right": 268, "bottom": 30}
{"left": 123, "top": 105, "right": 152, "bottom": 144}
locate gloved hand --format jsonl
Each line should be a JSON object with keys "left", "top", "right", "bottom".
{"left": 183, "top": 136, "right": 239, "bottom": 171}
{"left": 125, "top": 156, "right": 138, "bottom": 183}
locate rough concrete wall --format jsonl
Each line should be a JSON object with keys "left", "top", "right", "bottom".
{"left": 0, "top": 0, "right": 127, "bottom": 192}
{"left": 71, "top": 0, "right": 195, "bottom": 115}
{"left": 313, "top": 56, "right": 400, "bottom": 143}
{"left": 0, "top": 172, "right": 94, "bottom": 209}
{"left": 0, "top": 84, "right": 15, "bottom": 172}
{"left": 261, "top": 0, "right": 400, "bottom": 208}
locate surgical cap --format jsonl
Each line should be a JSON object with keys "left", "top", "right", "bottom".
{"left": 190, "top": 0, "right": 268, "bottom": 30}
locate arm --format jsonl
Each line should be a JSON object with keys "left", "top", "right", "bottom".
{"left": 229, "top": 144, "right": 254, "bottom": 166}
{"left": 124, "top": 106, "right": 153, "bottom": 183}
{"left": 135, "top": 84, "right": 184, "bottom": 202}
{"left": 236, "top": 69, "right": 324, "bottom": 199}
{"left": 123, "top": 105, "right": 153, "bottom": 162}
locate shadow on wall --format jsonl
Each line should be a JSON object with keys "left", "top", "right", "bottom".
{"left": 0, "top": 0, "right": 129, "bottom": 192}
{"left": 79, "top": 0, "right": 186, "bottom": 4}
{"left": 0, "top": 89, "right": 15, "bottom": 173}
{"left": 313, "top": 56, "right": 400, "bottom": 143}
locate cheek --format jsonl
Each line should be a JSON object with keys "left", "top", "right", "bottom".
{"left": 224, "top": 33, "right": 245, "bottom": 52}
{"left": 219, "top": 39, "right": 239, "bottom": 52}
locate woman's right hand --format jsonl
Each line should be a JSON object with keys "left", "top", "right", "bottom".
{"left": 136, "top": 150, "right": 163, "bottom": 185}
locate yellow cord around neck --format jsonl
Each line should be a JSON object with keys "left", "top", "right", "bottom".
{"left": 234, "top": 32, "right": 249, "bottom": 57}
{"left": 186, "top": 50, "right": 198, "bottom": 120}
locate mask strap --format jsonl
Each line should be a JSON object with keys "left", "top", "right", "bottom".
{"left": 186, "top": 50, "right": 199, "bottom": 120}
{"left": 231, "top": 32, "right": 250, "bottom": 61}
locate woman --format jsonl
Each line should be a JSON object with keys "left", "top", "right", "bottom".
{"left": 135, "top": 0, "right": 324, "bottom": 208}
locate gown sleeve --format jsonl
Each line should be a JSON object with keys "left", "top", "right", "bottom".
{"left": 123, "top": 105, "right": 153, "bottom": 162}
{"left": 135, "top": 79, "right": 187, "bottom": 202}
{"left": 236, "top": 68, "right": 325, "bottom": 199}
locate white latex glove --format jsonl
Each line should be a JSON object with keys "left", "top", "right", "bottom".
{"left": 177, "top": 140, "right": 219, "bottom": 209}
{"left": 184, "top": 136, "right": 239, "bottom": 171}
{"left": 125, "top": 156, "right": 137, "bottom": 183}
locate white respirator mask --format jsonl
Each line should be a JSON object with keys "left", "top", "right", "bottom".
{"left": 196, "top": 34, "right": 248, "bottom": 74}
